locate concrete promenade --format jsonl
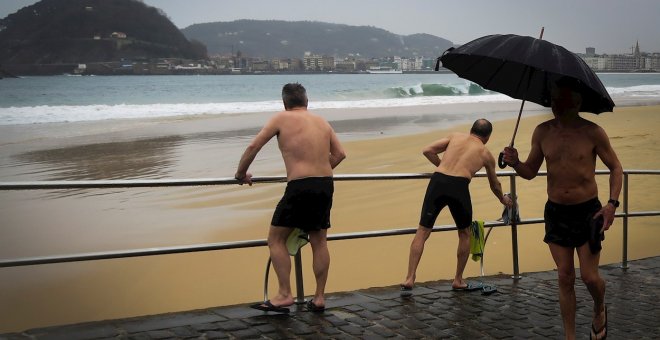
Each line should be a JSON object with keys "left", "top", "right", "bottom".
{"left": 3, "top": 256, "right": 659, "bottom": 339}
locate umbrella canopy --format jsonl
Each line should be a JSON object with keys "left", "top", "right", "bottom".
{"left": 439, "top": 34, "right": 614, "bottom": 114}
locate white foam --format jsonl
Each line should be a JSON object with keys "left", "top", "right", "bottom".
{"left": 0, "top": 94, "right": 520, "bottom": 125}
{"left": 606, "top": 85, "right": 660, "bottom": 97}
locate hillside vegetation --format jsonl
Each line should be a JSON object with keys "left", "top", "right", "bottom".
{"left": 0, "top": 0, "right": 207, "bottom": 64}
{"left": 182, "top": 19, "right": 453, "bottom": 58}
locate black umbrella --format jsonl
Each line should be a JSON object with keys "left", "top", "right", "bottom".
{"left": 437, "top": 30, "right": 614, "bottom": 167}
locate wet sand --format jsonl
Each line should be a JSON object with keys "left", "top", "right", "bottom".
{"left": 1, "top": 103, "right": 660, "bottom": 332}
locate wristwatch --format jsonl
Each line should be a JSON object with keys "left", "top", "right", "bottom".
{"left": 607, "top": 199, "right": 620, "bottom": 208}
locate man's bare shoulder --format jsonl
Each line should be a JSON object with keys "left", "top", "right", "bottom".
{"left": 446, "top": 131, "right": 465, "bottom": 140}
{"left": 270, "top": 110, "right": 290, "bottom": 121}
{"left": 272, "top": 108, "right": 310, "bottom": 122}
{"left": 481, "top": 146, "right": 496, "bottom": 161}
{"left": 532, "top": 119, "right": 556, "bottom": 139}
{"left": 579, "top": 116, "right": 602, "bottom": 129}
{"left": 580, "top": 117, "right": 608, "bottom": 140}
{"left": 535, "top": 119, "right": 555, "bottom": 130}
{"left": 307, "top": 110, "right": 331, "bottom": 122}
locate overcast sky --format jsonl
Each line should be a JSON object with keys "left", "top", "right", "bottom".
{"left": 2, "top": 0, "right": 659, "bottom": 54}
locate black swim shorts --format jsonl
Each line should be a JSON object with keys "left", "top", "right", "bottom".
{"left": 271, "top": 176, "right": 334, "bottom": 232}
{"left": 419, "top": 172, "right": 472, "bottom": 229}
{"left": 543, "top": 198, "right": 602, "bottom": 248}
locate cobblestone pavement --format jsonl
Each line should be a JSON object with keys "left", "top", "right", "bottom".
{"left": 3, "top": 257, "right": 659, "bottom": 339}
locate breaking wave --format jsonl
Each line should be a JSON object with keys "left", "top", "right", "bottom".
{"left": 385, "top": 82, "right": 490, "bottom": 98}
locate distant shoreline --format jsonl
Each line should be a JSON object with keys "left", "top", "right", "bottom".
{"left": 0, "top": 64, "right": 449, "bottom": 76}
{"left": 2, "top": 64, "right": 658, "bottom": 77}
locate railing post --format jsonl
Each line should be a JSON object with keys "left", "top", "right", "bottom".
{"left": 293, "top": 252, "right": 306, "bottom": 303}
{"left": 621, "top": 172, "right": 629, "bottom": 270}
{"left": 510, "top": 175, "right": 522, "bottom": 280}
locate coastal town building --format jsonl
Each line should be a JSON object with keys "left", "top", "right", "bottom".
{"left": 334, "top": 58, "right": 357, "bottom": 72}
{"left": 303, "top": 52, "right": 334, "bottom": 71}
{"left": 48, "top": 40, "right": 658, "bottom": 75}
{"left": 579, "top": 41, "right": 660, "bottom": 72}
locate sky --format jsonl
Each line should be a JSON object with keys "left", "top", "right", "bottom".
{"left": 1, "top": 0, "right": 659, "bottom": 54}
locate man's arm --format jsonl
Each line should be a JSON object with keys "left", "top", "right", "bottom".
{"left": 484, "top": 151, "right": 513, "bottom": 207}
{"left": 503, "top": 125, "right": 545, "bottom": 180}
{"left": 592, "top": 125, "right": 623, "bottom": 231}
{"left": 235, "top": 115, "right": 280, "bottom": 185}
{"left": 328, "top": 125, "right": 346, "bottom": 169}
{"left": 422, "top": 137, "right": 450, "bottom": 167}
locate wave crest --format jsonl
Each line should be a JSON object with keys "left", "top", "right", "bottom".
{"left": 385, "top": 82, "right": 489, "bottom": 98}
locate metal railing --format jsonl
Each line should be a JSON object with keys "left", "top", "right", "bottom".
{"left": 1, "top": 170, "right": 659, "bottom": 302}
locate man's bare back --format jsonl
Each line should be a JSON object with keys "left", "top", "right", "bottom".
{"left": 432, "top": 132, "right": 496, "bottom": 180}
{"left": 235, "top": 91, "right": 344, "bottom": 185}
{"left": 272, "top": 108, "right": 343, "bottom": 180}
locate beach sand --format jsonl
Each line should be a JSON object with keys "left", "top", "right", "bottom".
{"left": 1, "top": 104, "right": 659, "bottom": 332}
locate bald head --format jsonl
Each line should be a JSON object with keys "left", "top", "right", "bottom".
{"left": 470, "top": 119, "right": 493, "bottom": 139}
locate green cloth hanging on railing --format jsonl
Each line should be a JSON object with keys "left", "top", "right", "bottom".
{"left": 286, "top": 228, "right": 309, "bottom": 256}
{"left": 470, "top": 220, "right": 485, "bottom": 262}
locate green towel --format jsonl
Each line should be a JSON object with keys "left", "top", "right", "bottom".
{"left": 286, "top": 228, "right": 309, "bottom": 256}
{"left": 469, "top": 220, "right": 485, "bottom": 262}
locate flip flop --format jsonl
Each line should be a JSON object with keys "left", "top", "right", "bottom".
{"left": 399, "top": 284, "right": 413, "bottom": 297}
{"left": 250, "top": 300, "right": 291, "bottom": 313}
{"left": 481, "top": 285, "right": 497, "bottom": 295}
{"left": 451, "top": 282, "right": 483, "bottom": 292}
{"left": 305, "top": 299, "right": 325, "bottom": 313}
{"left": 590, "top": 305, "right": 607, "bottom": 339}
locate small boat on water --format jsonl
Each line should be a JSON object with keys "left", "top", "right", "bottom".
{"left": 366, "top": 67, "right": 403, "bottom": 74}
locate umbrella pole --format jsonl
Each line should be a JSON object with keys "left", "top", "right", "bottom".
{"left": 498, "top": 27, "right": 545, "bottom": 168}
{"left": 498, "top": 100, "right": 526, "bottom": 168}
{"left": 509, "top": 100, "right": 527, "bottom": 147}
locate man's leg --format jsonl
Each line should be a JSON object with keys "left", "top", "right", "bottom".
{"left": 576, "top": 243, "right": 606, "bottom": 339}
{"left": 402, "top": 226, "right": 432, "bottom": 288}
{"left": 267, "top": 226, "right": 295, "bottom": 307}
{"left": 548, "top": 243, "right": 577, "bottom": 340}
{"left": 308, "top": 229, "right": 330, "bottom": 307}
{"left": 452, "top": 228, "right": 470, "bottom": 289}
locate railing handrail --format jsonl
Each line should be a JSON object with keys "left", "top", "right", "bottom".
{"left": 2, "top": 169, "right": 659, "bottom": 190}
{"left": 0, "top": 220, "right": 517, "bottom": 268}
{"left": 1, "top": 169, "right": 659, "bottom": 270}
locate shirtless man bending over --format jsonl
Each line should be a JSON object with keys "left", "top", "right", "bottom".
{"left": 503, "top": 77, "right": 622, "bottom": 340}
{"left": 401, "top": 119, "right": 513, "bottom": 295}
{"left": 235, "top": 83, "right": 346, "bottom": 313}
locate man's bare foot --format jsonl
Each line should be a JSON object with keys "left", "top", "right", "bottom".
{"left": 451, "top": 279, "right": 467, "bottom": 290}
{"left": 268, "top": 294, "right": 294, "bottom": 308}
{"left": 400, "top": 278, "right": 415, "bottom": 297}
{"left": 401, "top": 274, "right": 415, "bottom": 290}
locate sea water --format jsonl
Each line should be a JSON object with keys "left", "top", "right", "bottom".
{"left": 1, "top": 73, "right": 659, "bottom": 125}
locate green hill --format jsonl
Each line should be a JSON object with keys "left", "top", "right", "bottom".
{"left": 182, "top": 20, "right": 454, "bottom": 59}
{"left": 0, "top": 0, "right": 207, "bottom": 65}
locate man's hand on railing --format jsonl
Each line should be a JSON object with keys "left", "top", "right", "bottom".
{"left": 235, "top": 172, "right": 253, "bottom": 186}
{"left": 501, "top": 195, "right": 514, "bottom": 208}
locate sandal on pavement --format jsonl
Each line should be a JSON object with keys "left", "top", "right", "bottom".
{"left": 590, "top": 305, "right": 607, "bottom": 340}
{"left": 305, "top": 299, "right": 325, "bottom": 313}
